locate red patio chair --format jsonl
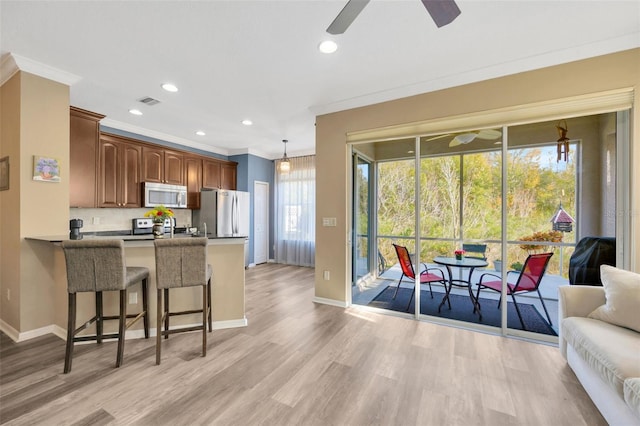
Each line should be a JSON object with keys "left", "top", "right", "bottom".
{"left": 392, "top": 244, "right": 447, "bottom": 311}
{"left": 475, "top": 252, "right": 554, "bottom": 330}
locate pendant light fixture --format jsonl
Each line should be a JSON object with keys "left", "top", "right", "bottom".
{"left": 280, "top": 139, "right": 290, "bottom": 172}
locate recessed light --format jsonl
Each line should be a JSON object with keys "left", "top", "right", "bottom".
{"left": 129, "top": 109, "right": 143, "bottom": 116}
{"left": 195, "top": 130, "right": 206, "bottom": 136}
{"left": 318, "top": 40, "right": 338, "bottom": 54}
{"left": 161, "top": 83, "right": 178, "bottom": 92}
{"left": 241, "top": 119, "right": 253, "bottom": 126}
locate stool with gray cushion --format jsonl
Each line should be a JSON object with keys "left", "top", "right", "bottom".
{"left": 61, "top": 239, "right": 149, "bottom": 374}
{"left": 154, "top": 237, "right": 212, "bottom": 365}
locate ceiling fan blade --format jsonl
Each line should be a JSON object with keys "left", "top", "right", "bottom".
{"left": 420, "top": 0, "right": 461, "bottom": 28}
{"left": 327, "top": 0, "right": 370, "bottom": 35}
{"left": 425, "top": 133, "right": 452, "bottom": 141}
{"left": 475, "top": 129, "right": 502, "bottom": 140}
{"left": 449, "top": 133, "right": 476, "bottom": 147}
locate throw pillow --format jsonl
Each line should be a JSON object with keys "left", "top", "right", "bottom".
{"left": 588, "top": 265, "right": 640, "bottom": 332}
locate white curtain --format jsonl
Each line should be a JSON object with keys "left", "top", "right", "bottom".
{"left": 275, "top": 155, "right": 315, "bottom": 267}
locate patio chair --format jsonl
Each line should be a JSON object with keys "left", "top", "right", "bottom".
{"left": 475, "top": 252, "right": 554, "bottom": 330}
{"left": 378, "top": 250, "right": 388, "bottom": 275}
{"left": 392, "top": 244, "right": 447, "bottom": 311}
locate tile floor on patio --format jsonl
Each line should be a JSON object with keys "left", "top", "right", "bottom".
{"left": 352, "top": 262, "right": 563, "bottom": 335}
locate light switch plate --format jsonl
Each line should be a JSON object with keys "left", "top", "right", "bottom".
{"left": 322, "top": 217, "right": 337, "bottom": 227}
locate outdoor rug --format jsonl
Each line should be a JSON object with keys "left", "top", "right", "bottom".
{"left": 369, "top": 286, "right": 557, "bottom": 336}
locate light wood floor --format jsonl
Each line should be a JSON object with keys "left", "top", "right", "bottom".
{"left": 0, "top": 263, "right": 605, "bottom": 425}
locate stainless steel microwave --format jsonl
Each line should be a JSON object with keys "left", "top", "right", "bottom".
{"left": 143, "top": 182, "right": 187, "bottom": 208}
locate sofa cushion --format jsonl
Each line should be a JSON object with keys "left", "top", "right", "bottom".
{"left": 588, "top": 265, "right": 640, "bottom": 332}
{"left": 562, "top": 316, "right": 640, "bottom": 397}
{"left": 624, "top": 378, "right": 640, "bottom": 419}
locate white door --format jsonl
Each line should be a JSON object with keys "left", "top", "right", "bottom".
{"left": 254, "top": 181, "right": 269, "bottom": 264}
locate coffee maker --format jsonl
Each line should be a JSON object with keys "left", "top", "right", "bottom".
{"left": 69, "top": 218, "right": 83, "bottom": 240}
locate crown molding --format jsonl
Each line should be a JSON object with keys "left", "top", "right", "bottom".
{"left": 0, "top": 53, "right": 81, "bottom": 87}
{"left": 100, "top": 118, "right": 228, "bottom": 156}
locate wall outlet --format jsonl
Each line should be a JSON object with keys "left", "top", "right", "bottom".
{"left": 128, "top": 292, "right": 137, "bottom": 304}
{"left": 6, "top": 289, "right": 10, "bottom": 301}
{"left": 92, "top": 217, "right": 100, "bottom": 225}
{"left": 323, "top": 270, "right": 330, "bottom": 280}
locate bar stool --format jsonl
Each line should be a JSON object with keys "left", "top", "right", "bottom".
{"left": 153, "top": 237, "right": 212, "bottom": 365}
{"left": 60, "top": 239, "right": 149, "bottom": 374}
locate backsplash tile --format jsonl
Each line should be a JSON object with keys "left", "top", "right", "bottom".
{"left": 70, "top": 208, "right": 193, "bottom": 232}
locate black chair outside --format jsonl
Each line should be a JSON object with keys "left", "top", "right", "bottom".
{"left": 154, "top": 238, "right": 212, "bottom": 365}
{"left": 61, "top": 239, "right": 149, "bottom": 373}
{"left": 475, "top": 252, "right": 554, "bottom": 330}
{"left": 392, "top": 244, "right": 447, "bottom": 311}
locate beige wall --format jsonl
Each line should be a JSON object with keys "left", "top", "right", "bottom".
{"left": 0, "top": 73, "right": 22, "bottom": 328}
{"left": 0, "top": 71, "right": 70, "bottom": 333}
{"left": 315, "top": 48, "right": 640, "bottom": 302}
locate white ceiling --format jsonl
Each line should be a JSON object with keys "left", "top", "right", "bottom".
{"left": 1, "top": 1, "right": 638, "bottom": 159}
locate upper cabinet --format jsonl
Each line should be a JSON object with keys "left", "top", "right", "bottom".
{"left": 142, "top": 147, "right": 184, "bottom": 185}
{"left": 203, "top": 158, "right": 237, "bottom": 190}
{"left": 202, "top": 159, "right": 221, "bottom": 189}
{"left": 69, "top": 107, "right": 105, "bottom": 208}
{"left": 221, "top": 163, "right": 237, "bottom": 190}
{"left": 68, "top": 109, "right": 238, "bottom": 209}
{"left": 183, "top": 155, "right": 202, "bottom": 209}
{"left": 98, "top": 134, "right": 142, "bottom": 208}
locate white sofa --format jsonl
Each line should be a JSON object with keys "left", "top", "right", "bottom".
{"left": 559, "top": 266, "right": 640, "bottom": 426}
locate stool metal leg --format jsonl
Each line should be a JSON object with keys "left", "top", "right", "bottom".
{"left": 141, "top": 278, "right": 149, "bottom": 338}
{"left": 95, "top": 291, "right": 103, "bottom": 344}
{"left": 207, "top": 280, "right": 212, "bottom": 332}
{"left": 164, "top": 288, "right": 170, "bottom": 340}
{"left": 156, "top": 289, "right": 162, "bottom": 365}
{"left": 64, "top": 293, "right": 76, "bottom": 374}
{"left": 202, "top": 284, "right": 207, "bottom": 357}
{"left": 116, "top": 290, "right": 127, "bottom": 367}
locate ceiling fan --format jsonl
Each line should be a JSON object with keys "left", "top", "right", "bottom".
{"left": 327, "top": 0, "right": 461, "bottom": 35}
{"left": 427, "top": 129, "right": 503, "bottom": 147}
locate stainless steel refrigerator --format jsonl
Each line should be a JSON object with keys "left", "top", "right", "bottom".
{"left": 192, "top": 189, "right": 250, "bottom": 265}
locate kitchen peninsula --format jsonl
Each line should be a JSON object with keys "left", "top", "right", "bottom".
{"left": 26, "top": 235, "right": 247, "bottom": 339}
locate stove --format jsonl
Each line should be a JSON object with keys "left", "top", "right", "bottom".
{"left": 132, "top": 217, "right": 175, "bottom": 235}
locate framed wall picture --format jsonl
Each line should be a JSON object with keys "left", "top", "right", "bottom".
{"left": 0, "top": 156, "right": 8, "bottom": 191}
{"left": 33, "top": 155, "right": 60, "bottom": 182}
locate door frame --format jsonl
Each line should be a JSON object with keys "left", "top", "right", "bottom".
{"left": 253, "top": 180, "right": 269, "bottom": 265}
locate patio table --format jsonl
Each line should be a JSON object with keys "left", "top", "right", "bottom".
{"left": 433, "top": 256, "right": 488, "bottom": 319}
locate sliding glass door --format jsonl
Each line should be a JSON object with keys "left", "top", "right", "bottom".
{"left": 350, "top": 108, "right": 631, "bottom": 341}
{"left": 352, "top": 154, "right": 373, "bottom": 288}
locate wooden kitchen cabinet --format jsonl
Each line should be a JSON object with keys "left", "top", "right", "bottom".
{"left": 203, "top": 158, "right": 237, "bottom": 190}
{"left": 69, "top": 107, "right": 104, "bottom": 207}
{"left": 142, "top": 147, "right": 183, "bottom": 185}
{"left": 220, "top": 163, "right": 237, "bottom": 190}
{"left": 98, "top": 134, "right": 142, "bottom": 208}
{"left": 183, "top": 155, "right": 202, "bottom": 209}
{"left": 202, "top": 159, "right": 221, "bottom": 189}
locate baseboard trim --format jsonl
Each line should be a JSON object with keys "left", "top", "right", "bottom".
{"left": 1, "top": 318, "right": 248, "bottom": 343}
{"left": 313, "top": 296, "right": 348, "bottom": 308}
{"left": 0, "top": 320, "right": 67, "bottom": 343}
{"left": 0, "top": 319, "right": 20, "bottom": 342}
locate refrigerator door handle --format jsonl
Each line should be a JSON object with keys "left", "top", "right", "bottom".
{"left": 232, "top": 194, "right": 238, "bottom": 235}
